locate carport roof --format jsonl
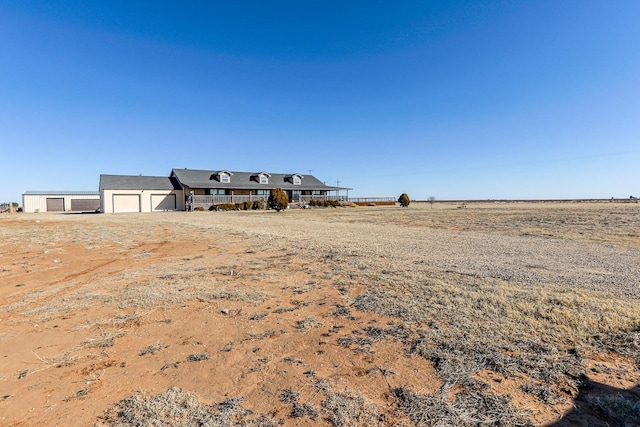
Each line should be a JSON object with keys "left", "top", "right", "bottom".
{"left": 99, "top": 175, "right": 181, "bottom": 190}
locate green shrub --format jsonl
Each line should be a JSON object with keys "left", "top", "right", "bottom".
{"left": 269, "top": 188, "right": 288, "bottom": 212}
{"left": 398, "top": 193, "right": 410, "bottom": 207}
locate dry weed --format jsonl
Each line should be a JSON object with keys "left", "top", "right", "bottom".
{"left": 322, "top": 389, "right": 382, "bottom": 427}
{"left": 586, "top": 393, "right": 640, "bottom": 425}
{"left": 139, "top": 343, "right": 167, "bottom": 356}
{"left": 94, "top": 387, "right": 275, "bottom": 427}
{"left": 82, "top": 330, "right": 127, "bottom": 349}
{"left": 296, "top": 317, "right": 322, "bottom": 331}
{"left": 392, "top": 385, "right": 533, "bottom": 427}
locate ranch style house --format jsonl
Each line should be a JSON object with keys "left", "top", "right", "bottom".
{"left": 99, "top": 168, "right": 350, "bottom": 213}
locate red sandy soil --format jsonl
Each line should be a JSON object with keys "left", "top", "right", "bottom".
{"left": 0, "top": 212, "right": 638, "bottom": 426}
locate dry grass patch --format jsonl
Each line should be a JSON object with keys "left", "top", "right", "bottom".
{"left": 391, "top": 384, "right": 533, "bottom": 427}
{"left": 94, "top": 387, "right": 276, "bottom": 427}
{"left": 278, "top": 381, "right": 382, "bottom": 426}
{"left": 82, "top": 330, "right": 128, "bottom": 349}
{"left": 322, "top": 389, "right": 382, "bottom": 427}
{"left": 296, "top": 317, "right": 322, "bottom": 331}
{"left": 118, "top": 272, "right": 268, "bottom": 308}
{"left": 352, "top": 270, "right": 640, "bottom": 352}
{"left": 351, "top": 270, "right": 639, "bottom": 410}
{"left": 586, "top": 393, "right": 640, "bottom": 425}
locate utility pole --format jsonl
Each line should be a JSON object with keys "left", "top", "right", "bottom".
{"left": 336, "top": 178, "right": 340, "bottom": 199}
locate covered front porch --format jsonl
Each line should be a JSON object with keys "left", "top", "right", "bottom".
{"left": 186, "top": 192, "right": 347, "bottom": 211}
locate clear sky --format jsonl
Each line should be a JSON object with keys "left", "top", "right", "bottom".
{"left": 1, "top": 1, "right": 639, "bottom": 202}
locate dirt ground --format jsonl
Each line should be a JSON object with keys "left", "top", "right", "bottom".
{"left": 0, "top": 202, "right": 639, "bottom": 426}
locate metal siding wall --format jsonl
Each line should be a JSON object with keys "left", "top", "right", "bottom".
{"left": 22, "top": 194, "right": 99, "bottom": 212}
{"left": 23, "top": 195, "right": 48, "bottom": 213}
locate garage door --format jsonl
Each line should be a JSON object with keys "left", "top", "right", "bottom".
{"left": 151, "top": 194, "right": 177, "bottom": 211}
{"left": 70, "top": 199, "right": 100, "bottom": 212}
{"left": 46, "top": 198, "right": 64, "bottom": 212}
{"left": 112, "top": 194, "right": 141, "bottom": 213}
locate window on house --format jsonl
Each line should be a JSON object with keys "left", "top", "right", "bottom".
{"left": 293, "top": 177, "right": 301, "bottom": 185}
{"left": 256, "top": 190, "right": 269, "bottom": 196}
{"left": 260, "top": 175, "right": 268, "bottom": 184}
{"left": 220, "top": 174, "right": 230, "bottom": 183}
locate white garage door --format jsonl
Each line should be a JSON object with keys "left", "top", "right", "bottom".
{"left": 113, "top": 194, "right": 141, "bottom": 213}
{"left": 151, "top": 194, "right": 177, "bottom": 211}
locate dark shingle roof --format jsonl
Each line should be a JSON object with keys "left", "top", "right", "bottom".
{"left": 99, "top": 175, "right": 180, "bottom": 190}
{"left": 170, "top": 169, "right": 350, "bottom": 191}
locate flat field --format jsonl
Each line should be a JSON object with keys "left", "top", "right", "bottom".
{"left": 0, "top": 202, "right": 639, "bottom": 426}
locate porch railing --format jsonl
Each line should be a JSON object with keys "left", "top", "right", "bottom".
{"left": 298, "top": 195, "right": 347, "bottom": 203}
{"left": 193, "top": 195, "right": 266, "bottom": 204}
{"left": 186, "top": 194, "right": 397, "bottom": 210}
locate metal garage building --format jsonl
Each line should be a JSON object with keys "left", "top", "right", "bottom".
{"left": 22, "top": 191, "right": 101, "bottom": 213}
{"left": 99, "top": 175, "right": 184, "bottom": 213}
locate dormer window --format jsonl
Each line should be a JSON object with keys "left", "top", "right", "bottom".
{"left": 287, "top": 173, "right": 304, "bottom": 185}
{"left": 212, "top": 170, "right": 233, "bottom": 183}
{"left": 253, "top": 172, "right": 271, "bottom": 184}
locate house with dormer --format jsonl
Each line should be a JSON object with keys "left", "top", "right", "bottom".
{"left": 99, "top": 168, "right": 348, "bottom": 213}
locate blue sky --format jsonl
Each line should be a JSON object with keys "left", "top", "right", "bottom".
{"left": 1, "top": 1, "right": 638, "bottom": 202}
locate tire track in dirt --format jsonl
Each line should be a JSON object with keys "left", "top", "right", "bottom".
{"left": 2, "top": 241, "right": 188, "bottom": 313}
{"left": 48, "top": 258, "right": 120, "bottom": 286}
{"left": 37, "top": 242, "right": 182, "bottom": 306}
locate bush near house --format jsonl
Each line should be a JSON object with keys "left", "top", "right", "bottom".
{"left": 269, "top": 188, "right": 289, "bottom": 212}
{"left": 210, "top": 201, "right": 267, "bottom": 211}
{"left": 398, "top": 193, "right": 411, "bottom": 207}
{"left": 309, "top": 199, "right": 341, "bottom": 208}
{"left": 252, "top": 200, "right": 267, "bottom": 210}
{"left": 211, "top": 204, "right": 238, "bottom": 211}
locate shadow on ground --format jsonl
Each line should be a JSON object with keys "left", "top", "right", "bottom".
{"left": 549, "top": 376, "right": 640, "bottom": 427}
